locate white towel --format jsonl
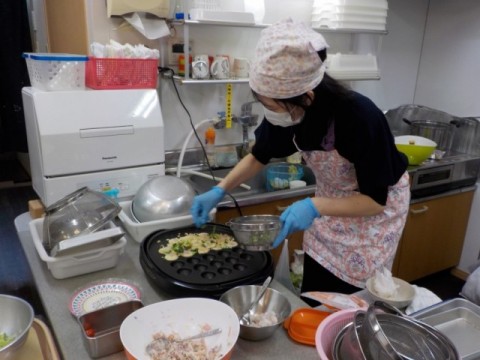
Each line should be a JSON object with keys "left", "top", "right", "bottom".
{"left": 405, "top": 285, "right": 442, "bottom": 315}
{"left": 460, "top": 265, "right": 480, "bottom": 305}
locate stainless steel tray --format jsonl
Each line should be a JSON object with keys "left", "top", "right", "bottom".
{"left": 50, "top": 223, "right": 124, "bottom": 257}
{"left": 413, "top": 298, "right": 480, "bottom": 359}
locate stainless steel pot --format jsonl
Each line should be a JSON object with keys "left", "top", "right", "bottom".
{"left": 403, "top": 118, "right": 456, "bottom": 158}
{"left": 450, "top": 117, "right": 480, "bottom": 155}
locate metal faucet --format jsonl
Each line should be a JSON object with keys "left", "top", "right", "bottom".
{"left": 236, "top": 101, "right": 259, "bottom": 157}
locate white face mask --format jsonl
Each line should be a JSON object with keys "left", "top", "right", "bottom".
{"left": 263, "top": 107, "right": 303, "bottom": 127}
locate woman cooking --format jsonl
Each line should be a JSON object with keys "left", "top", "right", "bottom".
{"left": 191, "top": 18, "right": 410, "bottom": 295}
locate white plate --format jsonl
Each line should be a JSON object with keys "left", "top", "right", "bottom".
{"left": 69, "top": 281, "right": 141, "bottom": 317}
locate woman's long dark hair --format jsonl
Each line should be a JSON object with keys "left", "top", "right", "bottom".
{"left": 252, "top": 49, "right": 353, "bottom": 111}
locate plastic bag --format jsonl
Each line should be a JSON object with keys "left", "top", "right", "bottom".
{"left": 460, "top": 262, "right": 480, "bottom": 305}
{"left": 273, "top": 239, "right": 299, "bottom": 294}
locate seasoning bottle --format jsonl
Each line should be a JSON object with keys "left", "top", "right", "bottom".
{"left": 175, "top": 0, "right": 185, "bottom": 20}
{"left": 205, "top": 126, "right": 216, "bottom": 168}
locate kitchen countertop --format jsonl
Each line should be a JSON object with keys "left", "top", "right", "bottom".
{"left": 15, "top": 212, "right": 319, "bottom": 360}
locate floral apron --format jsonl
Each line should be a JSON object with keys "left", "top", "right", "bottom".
{"left": 293, "top": 126, "right": 410, "bottom": 288}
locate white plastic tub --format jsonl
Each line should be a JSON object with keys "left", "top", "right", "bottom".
{"left": 313, "top": 0, "right": 388, "bottom": 10}
{"left": 325, "top": 53, "right": 379, "bottom": 79}
{"left": 326, "top": 53, "right": 378, "bottom": 72}
{"left": 312, "top": 5, "right": 388, "bottom": 17}
{"left": 117, "top": 201, "right": 216, "bottom": 243}
{"left": 29, "top": 218, "right": 126, "bottom": 279}
{"left": 189, "top": 9, "right": 255, "bottom": 24}
{"left": 312, "top": 18, "right": 386, "bottom": 30}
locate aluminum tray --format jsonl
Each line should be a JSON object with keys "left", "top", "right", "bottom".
{"left": 413, "top": 298, "right": 480, "bottom": 359}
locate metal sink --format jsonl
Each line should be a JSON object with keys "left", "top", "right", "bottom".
{"left": 181, "top": 164, "right": 317, "bottom": 208}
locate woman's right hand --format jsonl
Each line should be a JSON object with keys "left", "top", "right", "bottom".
{"left": 190, "top": 186, "right": 226, "bottom": 227}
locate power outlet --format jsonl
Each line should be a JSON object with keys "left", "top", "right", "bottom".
{"left": 167, "top": 37, "right": 192, "bottom": 67}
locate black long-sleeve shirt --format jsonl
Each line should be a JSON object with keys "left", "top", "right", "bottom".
{"left": 251, "top": 86, "right": 408, "bottom": 205}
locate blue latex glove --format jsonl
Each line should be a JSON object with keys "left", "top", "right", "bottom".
{"left": 273, "top": 198, "right": 320, "bottom": 248}
{"left": 190, "top": 186, "right": 226, "bottom": 227}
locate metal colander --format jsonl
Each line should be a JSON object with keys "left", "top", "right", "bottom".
{"left": 226, "top": 215, "right": 281, "bottom": 251}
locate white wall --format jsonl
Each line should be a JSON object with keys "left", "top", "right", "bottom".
{"left": 353, "top": 0, "right": 429, "bottom": 111}
{"left": 414, "top": 0, "right": 480, "bottom": 117}
{"left": 78, "top": 0, "right": 430, "bottom": 152}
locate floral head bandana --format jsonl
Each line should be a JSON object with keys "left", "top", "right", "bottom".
{"left": 249, "top": 18, "right": 329, "bottom": 99}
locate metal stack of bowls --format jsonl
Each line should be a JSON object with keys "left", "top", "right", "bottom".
{"left": 131, "top": 176, "right": 196, "bottom": 223}
{"left": 332, "top": 301, "right": 459, "bottom": 360}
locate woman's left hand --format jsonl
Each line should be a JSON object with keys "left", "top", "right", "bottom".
{"left": 272, "top": 198, "right": 320, "bottom": 248}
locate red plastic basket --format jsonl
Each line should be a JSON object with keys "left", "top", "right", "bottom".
{"left": 86, "top": 57, "right": 159, "bottom": 89}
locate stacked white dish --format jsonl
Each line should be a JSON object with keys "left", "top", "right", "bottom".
{"left": 311, "top": 0, "right": 388, "bottom": 30}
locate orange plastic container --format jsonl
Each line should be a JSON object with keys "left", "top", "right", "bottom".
{"left": 283, "top": 308, "right": 332, "bottom": 346}
{"left": 86, "top": 57, "right": 159, "bottom": 89}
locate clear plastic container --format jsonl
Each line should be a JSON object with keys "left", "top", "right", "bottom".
{"left": 266, "top": 163, "right": 304, "bottom": 191}
{"left": 23, "top": 53, "right": 88, "bottom": 91}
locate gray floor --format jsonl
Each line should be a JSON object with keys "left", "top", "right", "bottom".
{"left": 0, "top": 184, "right": 45, "bottom": 316}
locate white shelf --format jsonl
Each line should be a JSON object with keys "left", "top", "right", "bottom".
{"left": 172, "top": 76, "right": 249, "bottom": 85}
{"left": 173, "top": 20, "right": 388, "bottom": 34}
{"left": 169, "top": 19, "right": 385, "bottom": 83}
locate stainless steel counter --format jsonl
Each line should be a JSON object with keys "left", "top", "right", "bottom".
{"left": 15, "top": 212, "right": 318, "bottom": 360}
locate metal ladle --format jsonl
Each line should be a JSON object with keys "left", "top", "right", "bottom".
{"left": 240, "top": 276, "right": 272, "bottom": 325}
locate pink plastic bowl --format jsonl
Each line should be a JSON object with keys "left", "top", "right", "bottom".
{"left": 315, "top": 308, "right": 361, "bottom": 360}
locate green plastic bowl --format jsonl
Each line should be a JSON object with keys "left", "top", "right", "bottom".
{"left": 395, "top": 136, "right": 437, "bottom": 165}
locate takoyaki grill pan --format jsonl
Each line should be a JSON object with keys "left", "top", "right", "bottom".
{"left": 140, "top": 223, "right": 274, "bottom": 298}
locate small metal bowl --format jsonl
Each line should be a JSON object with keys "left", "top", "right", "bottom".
{"left": 226, "top": 215, "right": 281, "bottom": 251}
{"left": 131, "top": 176, "right": 196, "bottom": 223}
{"left": 0, "top": 295, "right": 34, "bottom": 358}
{"left": 219, "top": 284, "right": 291, "bottom": 341}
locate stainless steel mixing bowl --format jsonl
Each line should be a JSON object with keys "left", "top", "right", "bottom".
{"left": 219, "top": 284, "right": 291, "bottom": 341}
{"left": 0, "top": 294, "right": 34, "bottom": 358}
{"left": 131, "top": 175, "right": 196, "bottom": 223}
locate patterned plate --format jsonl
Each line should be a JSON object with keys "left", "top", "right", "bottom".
{"left": 69, "top": 280, "right": 141, "bottom": 317}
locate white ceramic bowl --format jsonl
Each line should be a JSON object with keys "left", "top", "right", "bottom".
{"left": 120, "top": 298, "right": 240, "bottom": 360}
{"left": 366, "top": 277, "right": 415, "bottom": 309}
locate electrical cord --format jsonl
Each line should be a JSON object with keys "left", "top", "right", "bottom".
{"left": 158, "top": 67, "right": 243, "bottom": 217}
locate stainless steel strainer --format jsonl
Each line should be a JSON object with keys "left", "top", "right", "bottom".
{"left": 226, "top": 215, "right": 281, "bottom": 251}
{"left": 360, "top": 302, "right": 459, "bottom": 360}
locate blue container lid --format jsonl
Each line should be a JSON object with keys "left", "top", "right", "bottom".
{"left": 22, "top": 53, "right": 88, "bottom": 62}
